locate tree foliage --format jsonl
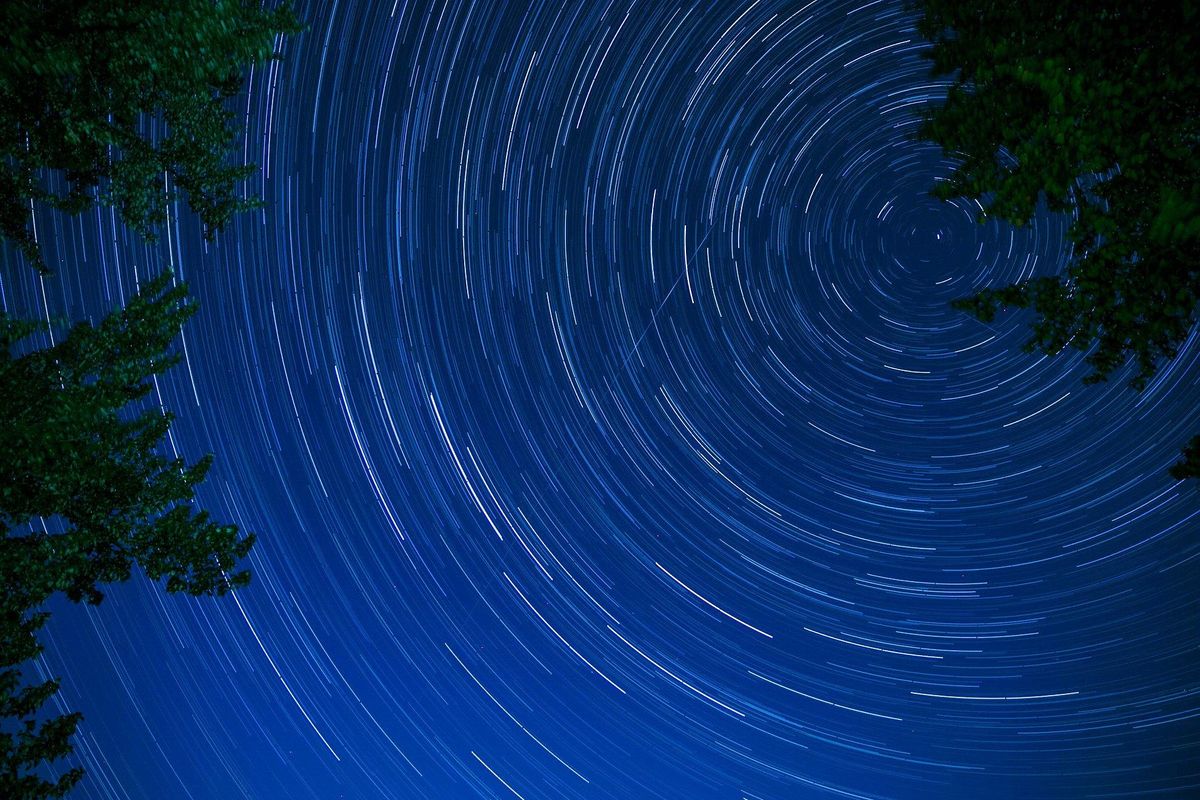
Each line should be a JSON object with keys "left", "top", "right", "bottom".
{"left": 0, "top": 272, "right": 255, "bottom": 605}
{"left": 0, "top": 2, "right": 298, "bottom": 793}
{"left": 0, "top": 273, "right": 256, "bottom": 796}
{"left": 1, "top": 609, "right": 82, "bottom": 800}
{"left": 913, "top": 1, "right": 1200, "bottom": 473}
{"left": 0, "top": 0, "right": 301, "bottom": 271}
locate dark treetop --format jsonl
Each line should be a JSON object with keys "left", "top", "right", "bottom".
{"left": 0, "top": 274, "right": 254, "bottom": 798}
{"left": 4, "top": 2, "right": 1198, "bottom": 798}
{"left": 914, "top": 0, "right": 1200, "bottom": 473}
{"left": 1, "top": 2, "right": 299, "bottom": 795}
{"left": 0, "top": 0, "right": 301, "bottom": 271}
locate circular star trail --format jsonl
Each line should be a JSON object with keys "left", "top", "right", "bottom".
{"left": 6, "top": 1, "right": 1198, "bottom": 798}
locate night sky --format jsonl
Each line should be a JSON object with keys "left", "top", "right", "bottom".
{"left": 5, "top": 0, "right": 1199, "bottom": 798}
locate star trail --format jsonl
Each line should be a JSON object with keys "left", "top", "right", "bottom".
{"left": 4, "top": 0, "right": 1198, "bottom": 798}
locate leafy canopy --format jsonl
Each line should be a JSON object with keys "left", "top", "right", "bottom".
{"left": 0, "top": 3, "right": 299, "bottom": 794}
{"left": 913, "top": 0, "right": 1200, "bottom": 473}
{"left": 0, "top": 272, "right": 255, "bottom": 797}
{"left": 0, "top": 272, "right": 254, "bottom": 605}
{"left": 1, "top": 608, "right": 82, "bottom": 799}
{"left": 0, "top": 0, "right": 301, "bottom": 271}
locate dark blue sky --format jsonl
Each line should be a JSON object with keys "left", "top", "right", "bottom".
{"left": 6, "top": 0, "right": 1198, "bottom": 797}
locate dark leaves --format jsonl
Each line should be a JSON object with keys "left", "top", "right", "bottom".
{"left": 915, "top": 0, "right": 1200, "bottom": 475}
{"left": 0, "top": 1, "right": 303, "bottom": 272}
{"left": 1, "top": 275, "right": 257, "bottom": 794}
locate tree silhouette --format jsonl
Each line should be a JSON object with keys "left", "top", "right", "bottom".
{"left": 0, "top": 0, "right": 302, "bottom": 271}
{"left": 0, "top": 273, "right": 256, "bottom": 796}
{"left": 913, "top": 0, "right": 1200, "bottom": 476}
{"left": 0, "top": 2, "right": 301, "bottom": 792}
